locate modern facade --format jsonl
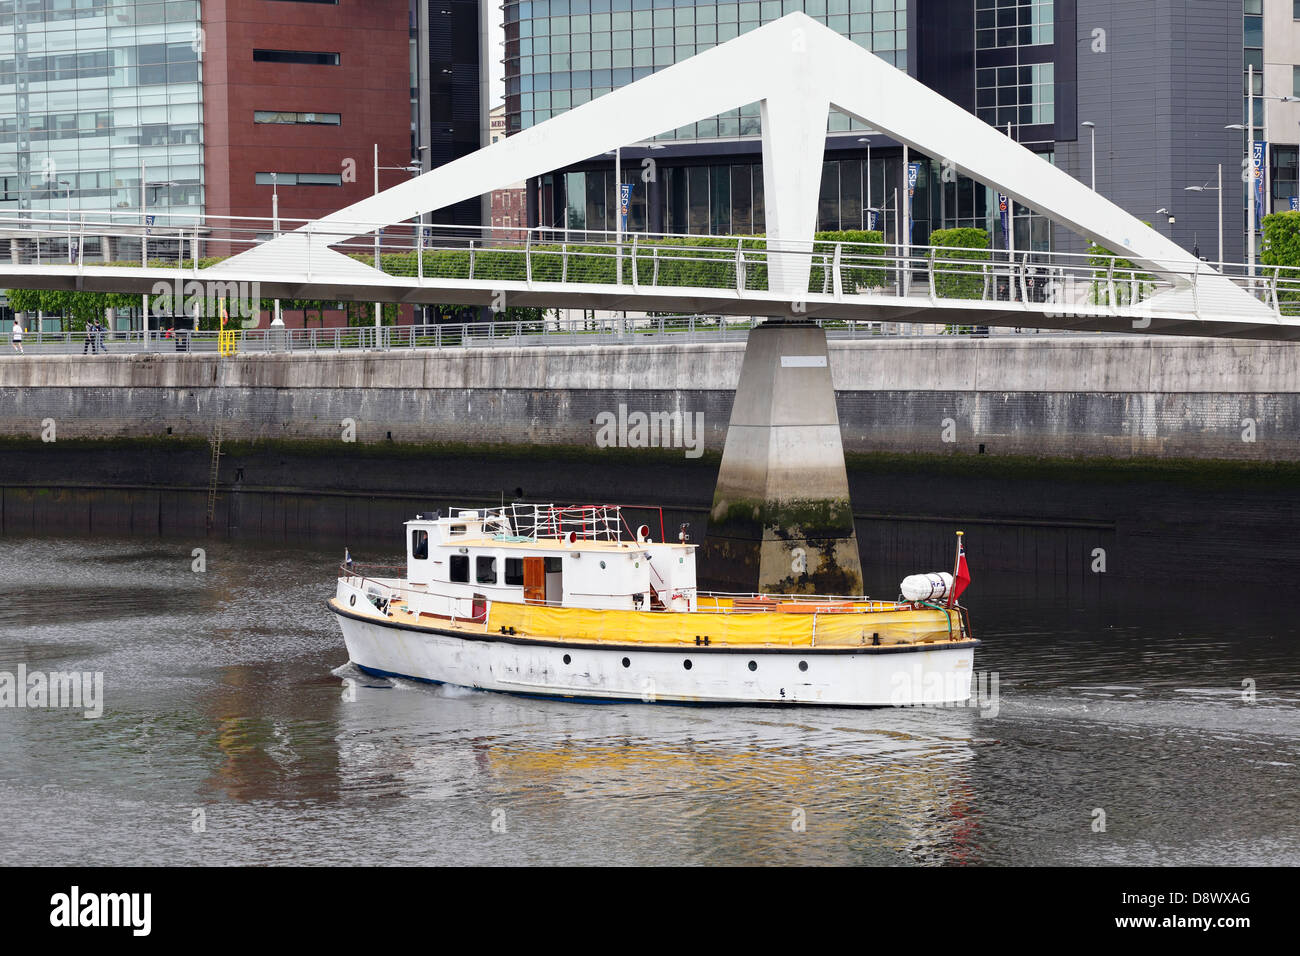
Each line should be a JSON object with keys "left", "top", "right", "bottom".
{"left": 1, "top": 0, "right": 416, "bottom": 322}
{"left": 421, "top": 0, "right": 488, "bottom": 228}
{"left": 1, "top": 0, "right": 206, "bottom": 244}
{"left": 503, "top": 0, "right": 1261, "bottom": 265}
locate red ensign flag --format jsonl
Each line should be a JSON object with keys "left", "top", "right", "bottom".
{"left": 951, "top": 539, "right": 971, "bottom": 604}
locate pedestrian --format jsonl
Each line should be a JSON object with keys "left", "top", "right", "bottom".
{"left": 83, "top": 320, "right": 96, "bottom": 354}
{"left": 96, "top": 320, "right": 108, "bottom": 353}
{"left": 10, "top": 319, "right": 23, "bottom": 354}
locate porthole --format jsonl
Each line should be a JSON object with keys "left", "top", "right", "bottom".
{"left": 349, "top": 594, "right": 356, "bottom": 606}
{"left": 748, "top": 660, "right": 757, "bottom": 671}
{"left": 798, "top": 660, "right": 808, "bottom": 672}
{"left": 599, "top": 560, "right": 606, "bottom": 569}
{"left": 683, "top": 659, "right": 693, "bottom": 670}
{"left": 622, "top": 657, "right": 630, "bottom": 668}
{"left": 563, "top": 654, "right": 571, "bottom": 665}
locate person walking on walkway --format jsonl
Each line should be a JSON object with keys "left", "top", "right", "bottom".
{"left": 83, "top": 320, "right": 98, "bottom": 354}
{"left": 10, "top": 320, "right": 23, "bottom": 354}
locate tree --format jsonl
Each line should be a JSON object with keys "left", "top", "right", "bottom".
{"left": 1260, "top": 210, "right": 1300, "bottom": 314}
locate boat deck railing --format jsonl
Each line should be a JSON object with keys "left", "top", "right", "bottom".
{"left": 339, "top": 564, "right": 967, "bottom": 617}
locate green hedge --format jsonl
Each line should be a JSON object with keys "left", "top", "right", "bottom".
{"left": 929, "top": 227, "right": 990, "bottom": 300}
{"left": 4, "top": 230, "right": 894, "bottom": 328}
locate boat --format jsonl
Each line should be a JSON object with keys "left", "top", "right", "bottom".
{"left": 328, "top": 503, "right": 978, "bottom": 707}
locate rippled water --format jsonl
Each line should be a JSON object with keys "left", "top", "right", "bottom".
{"left": 0, "top": 535, "right": 1297, "bottom": 865}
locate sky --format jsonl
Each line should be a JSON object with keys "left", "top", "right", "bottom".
{"left": 489, "top": 8, "right": 505, "bottom": 108}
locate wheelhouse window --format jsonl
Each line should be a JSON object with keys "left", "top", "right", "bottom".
{"left": 411, "top": 530, "right": 428, "bottom": 560}
{"left": 504, "top": 557, "right": 524, "bottom": 586}
{"left": 449, "top": 555, "right": 469, "bottom": 583}
{"left": 476, "top": 556, "right": 498, "bottom": 585}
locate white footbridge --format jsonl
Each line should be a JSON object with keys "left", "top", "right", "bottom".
{"left": 2, "top": 13, "right": 1297, "bottom": 341}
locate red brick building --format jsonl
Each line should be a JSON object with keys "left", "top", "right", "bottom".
{"left": 488, "top": 104, "right": 527, "bottom": 240}
{"left": 202, "top": 0, "right": 413, "bottom": 230}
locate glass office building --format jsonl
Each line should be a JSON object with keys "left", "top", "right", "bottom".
{"left": 504, "top": 0, "right": 908, "bottom": 138}
{"left": 1, "top": 0, "right": 205, "bottom": 240}
{"left": 505, "top": 0, "right": 1059, "bottom": 251}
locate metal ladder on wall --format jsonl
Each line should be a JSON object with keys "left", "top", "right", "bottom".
{"left": 205, "top": 417, "right": 223, "bottom": 532}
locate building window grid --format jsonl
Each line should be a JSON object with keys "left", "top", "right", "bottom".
{"left": 508, "top": 0, "right": 909, "bottom": 137}
{"left": 0, "top": 9, "right": 205, "bottom": 217}
{"left": 976, "top": 62, "right": 1054, "bottom": 130}
{"left": 974, "top": 0, "right": 1053, "bottom": 50}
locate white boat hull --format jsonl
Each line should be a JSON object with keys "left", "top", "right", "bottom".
{"left": 332, "top": 604, "right": 976, "bottom": 708}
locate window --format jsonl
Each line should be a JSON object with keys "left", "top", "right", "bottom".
{"left": 252, "top": 50, "right": 340, "bottom": 66}
{"left": 254, "top": 111, "right": 341, "bottom": 125}
{"left": 1294, "top": 66, "right": 1300, "bottom": 98}
{"left": 411, "top": 530, "right": 428, "bottom": 560}
{"left": 476, "top": 556, "right": 498, "bottom": 585}
{"left": 254, "top": 172, "right": 343, "bottom": 186}
{"left": 504, "top": 558, "right": 524, "bottom": 586}
{"left": 449, "top": 555, "right": 469, "bottom": 583}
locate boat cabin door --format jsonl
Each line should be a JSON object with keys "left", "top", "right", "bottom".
{"left": 523, "top": 557, "right": 546, "bottom": 605}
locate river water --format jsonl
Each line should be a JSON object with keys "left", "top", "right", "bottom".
{"left": 1, "top": 534, "right": 1297, "bottom": 866}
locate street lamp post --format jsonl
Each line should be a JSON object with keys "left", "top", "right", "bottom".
{"left": 1219, "top": 64, "right": 1296, "bottom": 281}
{"left": 57, "top": 179, "right": 72, "bottom": 262}
{"left": 1184, "top": 164, "right": 1223, "bottom": 268}
{"left": 607, "top": 142, "right": 664, "bottom": 287}
{"left": 1227, "top": 115, "right": 1256, "bottom": 282}
{"left": 271, "top": 173, "right": 281, "bottom": 329}
{"left": 1080, "top": 121, "right": 1096, "bottom": 190}
{"left": 372, "top": 144, "right": 424, "bottom": 345}
{"left": 858, "top": 136, "right": 874, "bottom": 229}
{"left": 140, "top": 165, "right": 176, "bottom": 335}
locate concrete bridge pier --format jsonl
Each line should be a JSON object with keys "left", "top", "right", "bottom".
{"left": 698, "top": 320, "right": 864, "bottom": 595}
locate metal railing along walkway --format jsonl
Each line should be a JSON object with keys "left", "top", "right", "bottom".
{"left": 2, "top": 211, "right": 1298, "bottom": 338}
{"left": 6, "top": 315, "right": 1052, "bottom": 355}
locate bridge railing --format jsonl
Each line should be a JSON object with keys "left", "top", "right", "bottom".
{"left": 0, "top": 210, "right": 1292, "bottom": 321}
{"left": 10, "top": 315, "right": 1076, "bottom": 355}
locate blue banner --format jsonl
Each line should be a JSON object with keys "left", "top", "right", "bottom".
{"left": 907, "top": 161, "right": 921, "bottom": 243}
{"left": 1290, "top": 196, "right": 1298, "bottom": 212}
{"left": 619, "top": 182, "right": 633, "bottom": 231}
{"left": 1253, "top": 140, "right": 1266, "bottom": 225}
{"left": 997, "top": 193, "right": 1010, "bottom": 251}
{"left": 866, "top": 209, "right": 878, "bottom": 232}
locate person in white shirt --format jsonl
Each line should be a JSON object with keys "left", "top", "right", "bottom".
{"left": 10, "top": 320, "right": 23, "bottom": 354}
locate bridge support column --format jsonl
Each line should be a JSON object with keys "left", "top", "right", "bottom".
{"left": 698, "top": 320, "right": 862, "bottom": 595}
